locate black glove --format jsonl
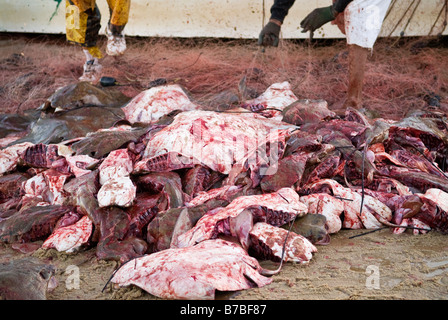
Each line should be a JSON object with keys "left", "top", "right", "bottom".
{"left": 300, "top": 5, "right": 337, "bottom": 33}
{"left": 258, "top": 21, "right": 281, "bottom": 47}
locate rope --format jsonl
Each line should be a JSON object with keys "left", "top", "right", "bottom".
{"left": 387, "top": 0, "right": 417, "bottom": 37}
{"left": 401, "top": 0, "right": 421, "bottom": 36}
{"left": 428, "top": 0, "right": 448, "bottom": 36}
{"left": 383, "top": 0, "right": 397, "bottom": 23}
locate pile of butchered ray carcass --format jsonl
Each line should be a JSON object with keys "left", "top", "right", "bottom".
{"left": 0, "top": 80, "right": 447, "bottom": 299}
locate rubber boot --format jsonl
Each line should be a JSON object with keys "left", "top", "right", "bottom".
{"left": 106, "top": 24, "right": 126, "bottom": 56}
{"left": 343, "top": 44, "right": 369, "bottom": 110}
{"left": 79, "top": 48, "right": 103, "bottom": 83}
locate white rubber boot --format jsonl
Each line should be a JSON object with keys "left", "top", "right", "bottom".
{"left": 106, "top": 25, "right": 126, "bottom": 56}
{"left": 79, "top": 49, "right": 103, "bottom": 83}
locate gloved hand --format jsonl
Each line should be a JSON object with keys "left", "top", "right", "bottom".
{"left": 300, "top": 5, "right": 337, "bottom": 33}
{"left": 258, "top": 21, "right": 281, "bottom": 47}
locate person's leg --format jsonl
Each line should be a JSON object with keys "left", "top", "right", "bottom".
{"left": 66, "top": 0, "right": 103, "bottom": 82}
{"left": 340, "top": 0, "right": 391, "bottom": 109}
{"left": 343, "top": 44, "right": 369, "bottom": 109}
{"left": 105, "top": 0, "right": 131, "bottom": 56}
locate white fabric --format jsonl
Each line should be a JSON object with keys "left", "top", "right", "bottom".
{"left": 344, "top": 0, "right": 391, "bottom": 49}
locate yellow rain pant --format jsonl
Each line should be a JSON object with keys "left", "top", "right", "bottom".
{"left": 107, "top": 0, "right": 131, "bottom": 29}
{"left": 65, "top": 0, "right": 130, "bottom": 58}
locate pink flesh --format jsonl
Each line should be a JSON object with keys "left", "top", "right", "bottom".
{"left": 176, "top": 187, "right": 307, "bottom": 248}
{"left": 249, "top": 222, "right": 317, "bottom": 263}
{"left": 42, "top": 169, "right": 71, "bottom": 205}
{"left": 0, "top": 134, "right": 23, "bottom": 149}
{"left": 0, "top": 142, "right": 34, "bottom": 176}
{"left": 42, "top": 216, "right": 92, "bottom": 252}
{"left": 393, "top": 218, "right": 430, "bottom": 235}
{"left": 22, "top": 173, "right": 47, "bottom": 197}
{"left": 99, "top": 149, "right": 133, "bottom": 185}
{"left": 300, "top": 193, "right": 344, "bottom": 234}
{"left": 185, "top": 185, "right": 242, "bottom": 207}
{"left": 141, "top": 110, "right": 294, "bottom": 174}
{"left": 422, "top": 188, "right": 448, "bottom": 212}
{"left": 307, "top": 179, "right": 392, "bottom": 229}
{"left": 97, "top": 176, "right": 136, "bottom": 208}
{"left": 65, "top": 154, "right": 99, "bottom": 178}
{"left": 111, "top": 239, "right": 272, "bottom": 300}
{"left": 122, "top": 85, "right": 200, "bottom": 124}
{"left": 243, "top": 82, "right": 298, "bottom": 119}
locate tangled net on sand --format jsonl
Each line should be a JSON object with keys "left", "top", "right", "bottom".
{"left": 0, "top": 34, "right": 447, "bottom": 118}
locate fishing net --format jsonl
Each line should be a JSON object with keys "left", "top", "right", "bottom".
{"left": 0, "top": 33, "right": 447, "bottom": 120}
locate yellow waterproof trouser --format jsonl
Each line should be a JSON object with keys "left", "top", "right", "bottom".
{"left": 107, "top": 0, "right": 131, "bottom": 29}
{"left": 65, "top": 0, "right": 130, "bottom": 57}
